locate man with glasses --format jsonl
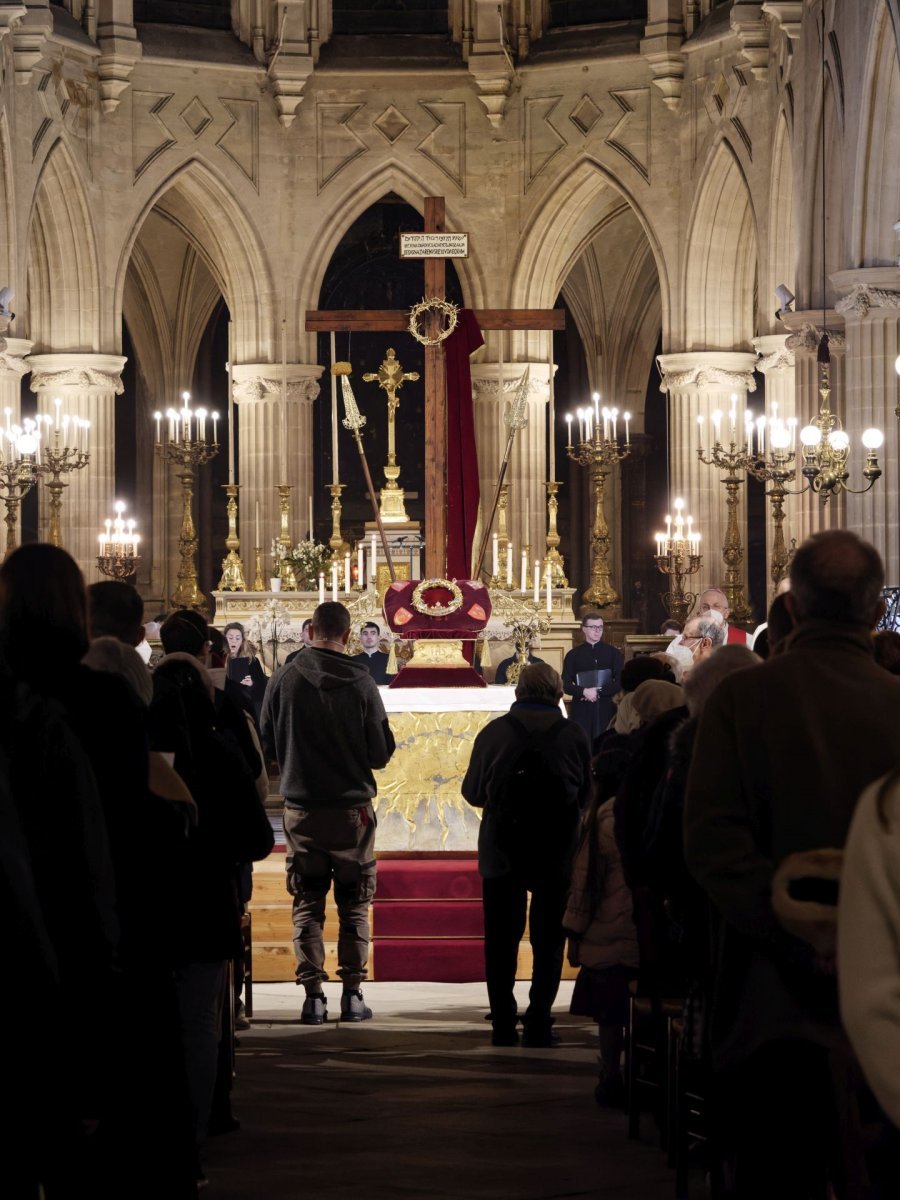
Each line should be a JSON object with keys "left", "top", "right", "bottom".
{"left": 562, "top": 613, "right": 623, "bottom": 750}
{"left": 699, "top": 587, "right": 750, "bottom": 645}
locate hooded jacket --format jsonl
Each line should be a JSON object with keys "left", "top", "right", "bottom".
{"left": 261, "top": 647, "right": 395, "bottom": 808}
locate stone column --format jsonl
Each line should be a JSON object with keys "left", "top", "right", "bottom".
{"left": 753, "top": 333, "right": 797, "bottom": 595}
{"left": 471, "top": 361, "right": 549, "bottom": 575}
{"left": 657, "top": 351, "right": 757, "bottom": 604}
{"left": 232, "top": 363, "right": 322, "bottom": 578}
{"left": 28, "top": 353, "right": 126, "bottom": 580}
{"left": 834, "top": 271, "right": 900, "bottom": 585}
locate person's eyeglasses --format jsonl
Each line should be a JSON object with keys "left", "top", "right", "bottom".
{"left": 584, "top": 624, "right": 604, "bottom": 630}
{"left": 679, "top": 635, "right": 702, "bottom": 644}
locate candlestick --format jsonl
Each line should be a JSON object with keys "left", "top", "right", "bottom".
{"left": 520, "top": 550, "right": 527, "bottom": 592}
{"left": 358, "top": 543, "right": 364, "bottom": 588}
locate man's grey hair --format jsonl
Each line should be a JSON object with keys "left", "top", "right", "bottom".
{"left": 683, "top": 644, "right": 759, "bottom": 716}
{"left": 789, "top": 530, "right": 884, "bottom": 626}
{"left": 515, "top": 662, "right": 563, "bottom": 704}
{"left": 691, "top": 617, "right": 726, "bottom": 648}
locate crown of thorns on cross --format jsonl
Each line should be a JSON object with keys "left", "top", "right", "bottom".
{"left": 407, "top": 297, "right": 459, "bottom": 346}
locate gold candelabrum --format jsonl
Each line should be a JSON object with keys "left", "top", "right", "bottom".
{"left": 362, "top": 348, "right": 418, "bottom": 524}
{"left": 275, "top": 483, "right": 297, "bottom": 590}
{"left": 697, "top": 405, "right": 755, "bottom": 625}
{"left": 566, "top": 403, "right": 631, "bottom": 608}
{"left": 218, "top": 484, "right": 246, "bottom": 591}
{"left": 0, "top": 417, "right": 40, "bottom": 554}
{"left": 252, "top": 545, "right": 265, "bottom": 592}
{"left": 35, "top": 407, "right": 91, "bottom": 548}
{"left": 797, "top": 335, "right": 883, "bottom": 499}
{"left": 327, "top": 482, "right": 350, "bottom": 564}
{"left": 653, "top": 500, "right": 702, "bottom": 626}
{"left": 97, "top": 500, "right": 140, "bottom": 580}
{"left": 542, "top": 480, "right": 568, "bottom": 587}
{"left": 154, "top": 396, "right": 219, "bottom": 611}
{"left": 502, "top": 613, "right": 552, "bottom": 686}
{"left": 746, "top": 416, "right": 800, "bottom": 592}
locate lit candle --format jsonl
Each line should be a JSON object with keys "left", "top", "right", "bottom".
{"left": 54, "top": 397, "right": 61, "bottom": 430}
{"left": 331, "top": 564, "right": 338, "bottom": 602}
{"left": 492, "top": 533, "right": 498, "bottom": 578}
{"left": 370, "top": 533, "right": 376, "bottom": 584}
{"left": 318, "top": 572, "right": 325, "bottom": 604}
{"left": 506, "top": 542, "right": 513, "bottom": 588}
{"left": 211, "top": 411, "right": 218, "bottom": 445}
{"left": 154, "top": 411, "right": 162, "bottom": 444}
{"left": 624, "top": 412, "right": 631, "bottom": 444}
{"left": 611, "top": 408, "right": 618, "bottom": 442}
{"left": 577, "top": 408, "right": 584, "bottom": 443}
{"left": 330, "top": 331, "right": 340, "bottom": 486}
{"left": 280, "top": 319, "right": 288, "bottom": 482}
{"left": 566, "top": 413, "right": 573, "bottom": 447}
{"left": 255, "top": 500, "right": 260, "bottom": 548}
{"left": 593, "top": 391, "right": 600, "bottom": 426}
{"left": 533, "top": 560, "right": 539, "bottom": 606}
{"left": 729, "top": 393, "right": 737, "bottom": 434}
{"left": 665, "top": 513, "right": 672, "bottom": 539}
{"left": 520, "top": 550, "right": 527, "bottom": 592}
{"left": 344, "top": 551, "right": 351, "bottom": 593}
{"left": 756, "top": 415, "right": 766, "bottom": 455}
{"left": 197, "top": 408, "right": 207, "bottom": 443}
{"left": 309, "top": 496, "right": 314, "bottom": 540}
{"left": 712, "top": 410, "right": 722, "bottom": 440}
{"left": 358, "top": 543, "right": 364, "bottom": 588}
{"left": 545, "top": 568, "right": 552, "bottom": 615}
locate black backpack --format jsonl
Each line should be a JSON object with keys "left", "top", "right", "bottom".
{"left": 479, "top": 714, "right": 577, "bottom": 880}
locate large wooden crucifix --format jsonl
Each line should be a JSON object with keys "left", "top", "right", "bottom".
{"left": 306, "top": 196, "right": 565, "bottom": 579}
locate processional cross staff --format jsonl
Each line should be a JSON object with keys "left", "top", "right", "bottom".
{"left": 362, "top": 347, "right": 419, "bottom": 506}
{"left": 306, "top": 196, "right": 565, "bottom": 579}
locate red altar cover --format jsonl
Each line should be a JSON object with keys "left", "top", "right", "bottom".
{"left": 384, "top": 579, "right": 491, "bottom": 688}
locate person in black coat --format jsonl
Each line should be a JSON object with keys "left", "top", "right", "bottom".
{"left": 223, "top": 621, "right": 268, "bottom": 718}
{"left": 351, "top": 621, "right": 395, "bottom": 685}
{"left": 562, "top": 613, "right": 624, "bottom": 751}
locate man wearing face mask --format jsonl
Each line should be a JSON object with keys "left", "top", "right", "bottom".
{"left": 666, "top": 614, "right": 726, "bottom": 680}
{"left": 698, "top": 587, "right": 750, "bottom": 645}
{"left": 562, "top": 614, "right": 623, "bottom": 750}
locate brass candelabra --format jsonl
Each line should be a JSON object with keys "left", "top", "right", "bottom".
{"left": 275, "top": 484, "right": 298, "bottom": 590}
{"left": 218, "top": 484, "right": 246, "bottom": 591}
{"left": 36, "top": 413, "right": 90, "bottom": 548}
{"left": 654, "top": 500, "right": 703, "bottom": 626}
{"left": 327, "top": 482, "right": 350, "bottom": 564}
{"left": 542, "top": 480, "right": 568, "bottom": 587}
{"left": 746, "top": 420, "right": 800, "bottom": 591}
{"left": 97, "top": 500, "right": 140, "bottom": 580}
{"left": 154, "top": 397, "right": 219, "bottom": 610}
{"left": 697, "top": 407, "right": 755, "bottom": 624}
{"left": 0, "top": 418, "right": 40, "bottom": 554}
{"left": 566, "top": 404, "right": 631, "bottom": 608}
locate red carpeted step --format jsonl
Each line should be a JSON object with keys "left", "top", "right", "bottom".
{"left": 375, "top": 857, "right": 481, "bottom": 900}
{"left": 373, "top": 899, "right": 484, "bottom": 938}
{"left": 373, "top": 938, "right": 485, "bottom": 983}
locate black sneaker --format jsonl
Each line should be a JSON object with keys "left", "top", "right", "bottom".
{"left": 340, "top": 989, "right": 373, "bottom": 1022}
{"left": 521, "top": 1027, "right": 561, "bottom": 1048}
{"left": 300, "top": 993, "right": 327, "bottom": 1025}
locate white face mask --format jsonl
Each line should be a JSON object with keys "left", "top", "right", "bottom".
{"left": 664, "top": 640, "right": 695, "bottom": 680}
{"left": 136, "top": 639, "right": 152, "bottom": 664}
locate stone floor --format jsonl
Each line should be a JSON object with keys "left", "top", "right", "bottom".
{"left": 206, "top": 982, "right": 676, "bottom": 1199}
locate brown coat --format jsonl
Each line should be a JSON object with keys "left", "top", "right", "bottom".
{"left": 565, "top": 798, "right": 639, "bottom": 971}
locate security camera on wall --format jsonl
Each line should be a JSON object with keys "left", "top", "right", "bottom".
{"left": 0, "top": 288, "right": 14, "bottom": 320}
{"left": 774, "top": 284, "right": 794, "bottom": 321}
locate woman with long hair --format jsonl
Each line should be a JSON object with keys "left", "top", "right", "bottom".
{"left": 222, "top": 621, "right": 267, "bottom": 717}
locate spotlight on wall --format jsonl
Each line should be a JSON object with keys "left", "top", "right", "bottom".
{"left": 775, "top": 284, "right": 795, "bottom": 321}
{"left": 0, "top": 288, "right": 14, "bottom": 320}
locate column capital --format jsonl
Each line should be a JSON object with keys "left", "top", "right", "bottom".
{"left": 832, "top": 268, "right": 900, "bottom": 319}
{"left": 656, "top": 350, "right": 758, "bottom": 394}
{"left": 753, "top": 334, "right": 794, "bottom": 374}
{"left": 470, "top": 362, "right": 550, "bottom": 399}
{"left": 28, "top": 353, "right": 127, "bottom": 394}
{"left": 0, "top": 337, "right": 34, "bottom": 377}
{"left": 780, "top": 313, "right": 846, "bottom": 354}
{"left": 232, "top": 363, "right": 322, "bottom": 404}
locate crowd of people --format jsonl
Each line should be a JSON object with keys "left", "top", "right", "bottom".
{"left": 8, "top": 527, "right": 900, "bottom": 1198}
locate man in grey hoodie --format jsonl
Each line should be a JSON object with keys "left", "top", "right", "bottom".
{"left": 261, "top": 601, "right": 395, "bottom": 1024}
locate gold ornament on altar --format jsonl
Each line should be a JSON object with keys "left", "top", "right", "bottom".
{"left": 411, "top": 577, "right": 464, "bottom": 617}
{"left": 407, "top": 297, "right": 459, "bottom": 346}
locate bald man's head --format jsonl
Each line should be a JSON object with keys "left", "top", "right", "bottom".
{"left": 788, "top": 531, "right": 884, "bottom": 627}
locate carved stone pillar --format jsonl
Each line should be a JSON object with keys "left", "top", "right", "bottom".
{"left": 834, "top": 270, "right": 900, "bottom": 584}
{"left": 657, "top": 351, "right": 757, "bottom": 601}
{"left": 232, "top": 363, "right": 322, "bottom": 576}
{"left": 28, "top": 352, "right": 126, "bottom": 579}
{"left": 471, "top": 362, "right": 549, "bottom": 572}
{"left": 0, "top": 336, "right": 33, "bottom": 421}
{"left": 96, "top": 0, "right": 141, "bottom": 113}
{"left": 753, "top": 333, "right": 797, "bottom": 591}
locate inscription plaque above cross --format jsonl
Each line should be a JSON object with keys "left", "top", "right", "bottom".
{"left": 306, "top": 196, "right": 565, "bottom": 579}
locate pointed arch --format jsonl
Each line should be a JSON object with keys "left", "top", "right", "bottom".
{"left": 851, "top": 3, "right": 900, "bottom": 266}
{"left": 25, "top": 139, "right": 102, "bottom": 352}
{"left": 298, "top": 160, "right": 485, "bottom": 336}
{"left": 115, "top": 158, "right": 274, "bottom": 362}
{"left": 805, "top": 68, "right": 845, "bottom": 309}
{"left": 510, "top": 157, "right": 670, "bottom": 332}
{"left": 683, "top": 138, "right": 759, "bottom": 351}
{"left": 767, "top": 111, "right": 796, "bottom": 326}
{"left": 0, "top": 111, "right": 14, "bottom": 295}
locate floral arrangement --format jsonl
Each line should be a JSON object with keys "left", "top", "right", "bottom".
{"left": 275, "top": 538, "right": 332, "bottom": 590}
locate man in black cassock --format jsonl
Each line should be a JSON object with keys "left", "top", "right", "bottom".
{"left": 562, "top": 613, "right": 623, "bottom": 751}
{"left": 351, "top": 622, "right": 395, "bottom": 685}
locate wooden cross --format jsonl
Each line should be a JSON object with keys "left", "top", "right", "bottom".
{"left": 306, "top": 197, "right": 565, "bottom": 578}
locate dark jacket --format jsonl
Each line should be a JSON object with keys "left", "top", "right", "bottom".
{"left": 562, "top": 641, "right": 624, "bottom": 748}
{"left": 684, "top": 620, "right": 900, "bottom": 1069}
{"left": 261, "top": 647, "right": 395, "bottom": 808}
{"left": 351, "top": 649, "right": 396, "bottom": 685}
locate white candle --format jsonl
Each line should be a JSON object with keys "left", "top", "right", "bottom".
{"left": 54, "top": 397, "right": 61, "bottom": 430}
{"left": 548, "top": 342, "right": 556, "bottom": 483}
{"left": 358, "top": 543, "right": 364, "bottom": 587}
{"left": 211, "top": 411, "right": 218, "bottom": 446}
{"left": 712, "top": 410, "right": 721, "bottom": 440}
{"left": 344, "top": 552, "right": 351, "bottom": 593}
{"left": 227, "top": 322, "right": 235, "bottom": 484}
{"left": 281, "top": 319, "right": 288, "bottom": 481}
{"left": 520, "top": 550, "right": 527, "bottom": 592}
{"left": 255, "top": 500, "right": 260, "bottom": 548}
{"left": 331, "top": 564, "right": 338, "bottom": 602}
{"left": 577, "top": 409, "right": 584, "bottom": 443}
{"left": 566, "top": 414, "right": 573, "bottom": 448}
{"left": 154, "top": 411, "right": 161, "bottom": 444}
{"left": 318, "top": 572, "right": 325, "bottom": 604}
{"left": 665, "top": 513, "right": 672, "bottom": 538}
{"left": 593, "top": 391, "right": 600, "bottom": 425}
{"left": 330, "top": 331, "right": 339, "bottom": 486}
{"left": 525, "top": 496, "right": 530, "bottom": 547}
{"left": 533, "top": 560, "right": 539, "bottom": 606}
{"left": 506, "top": 542, "right": 513, "bottom": 587}
{"left": 308, "top": 496, "right": 314, "bottom": 541}
{"left": 545, "top": 569, "right": 552, "bottom": 615}
{"left": 624, "top": 412, "right": 631, "bottom": 444}
{"left": 492, "top": 533, "right": 498, "bottom": 578}
{"left": 370, "top": 533, "right": 376, "bottom": 585}
{"left": 611, "top": 408, "right": 618, "bottom": 441}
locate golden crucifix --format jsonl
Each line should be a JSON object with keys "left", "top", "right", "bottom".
{"left": 362, "top": 347, "right": 419, "bottom": 524}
